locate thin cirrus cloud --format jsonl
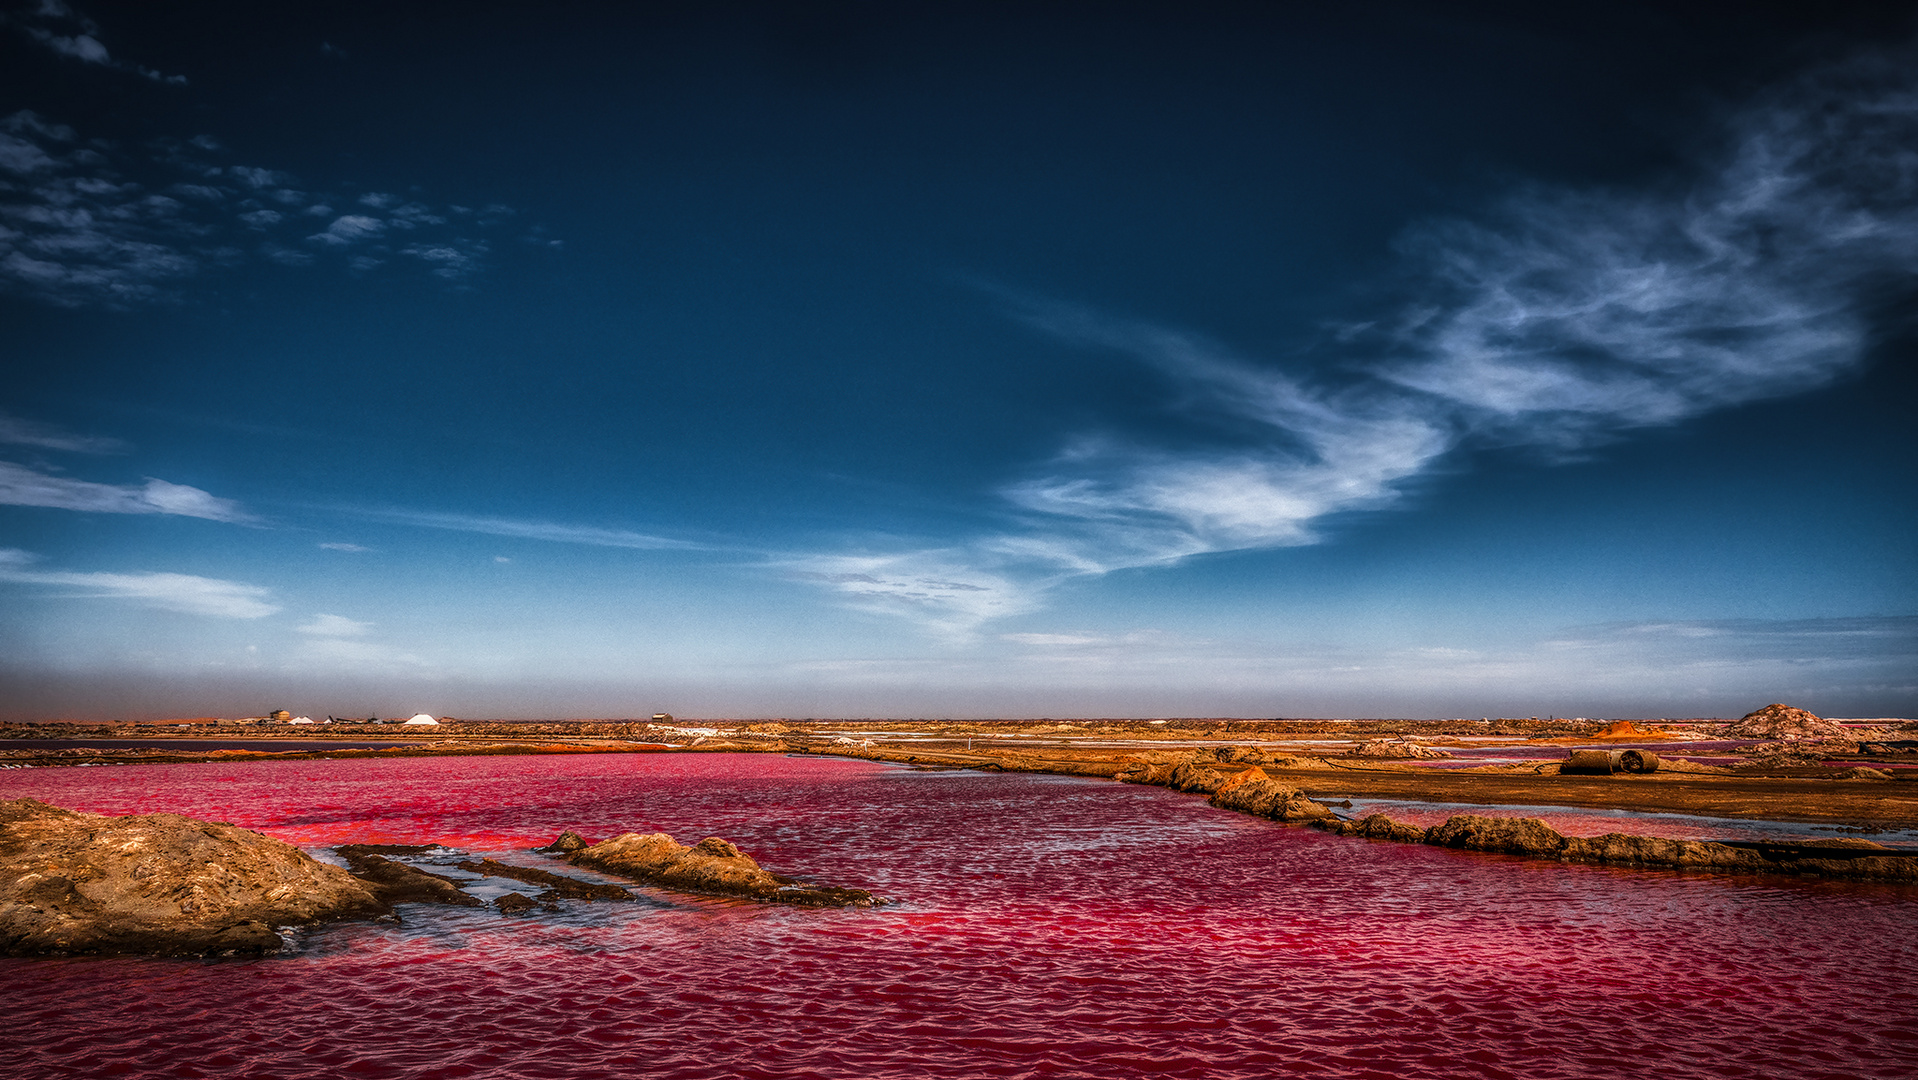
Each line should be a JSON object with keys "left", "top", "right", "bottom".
{"left": 0, "top": 460, "right": 255, "bottom": 523}
{"left": 0, "top": 548, "right": 278, "bottom": 618}
{"left": 0, "top": 410, "right": 127, "bottom": 454}
{"left": 781, "top": 551, "right": 1037, "bottom": 638}
{"left": 810, "top": 51, "right": 1918, "bottom": 637}
{"left": 298, "top": 613, "right": 374, "bottom": 637}
{"left": 359, "top": 508, "right": 699, "bottom": 551}
{"left": 0, "top": 105, "right": 529, "bottom": 307}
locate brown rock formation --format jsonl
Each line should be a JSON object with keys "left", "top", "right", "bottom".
{"left": 0, "top": 799, "right": 387, "bottom": 956}
{"left": 557, "top": 832, "right": 885, "bottom": 907}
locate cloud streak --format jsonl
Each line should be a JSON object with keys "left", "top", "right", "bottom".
{"left": 362, "top": 509, "right": 698, "bottom": 551}
{"left": 0, "top": 461, "right": 254, "bottom": 523}
{"left": 0, "top": 548, "right": 278, "bottom": 618}
{"left": 0, "top": 411, "right": 126, "bottom": 454}
{"left": 810, "top": 51, "right": 1918, "bottom": 635}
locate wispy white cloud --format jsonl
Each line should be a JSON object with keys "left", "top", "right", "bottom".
{"left": 319, "top": 541, "right": 371, "bottom": 553}
{"left": 0, "top": 548, "right": 278, "bottom": 618}
{"left": 0, "top": 460, "right": 254, "bottom": 522}
{"left": 307, "top": 214, "right": 384, "bottom": 247}
{"left": 362, "top": 508, "right": 697, "bottom": 550}
{"left": 0, "top": 411, "right": 125, "bottom": 454}
{"left": 802, "top": 51, "right": 1918, "bottom": 637}
{"left": 783, "top": 551, "right": 1040, "bottom": 638}
{"left": 1371, "top": 63, "right": 1918, "bottom": 448}
{"left": 298, "top": 613, "right": 373, "bottom": 637}
{"left": 1002, "top": 632, "right": 1107, "bottom": 647}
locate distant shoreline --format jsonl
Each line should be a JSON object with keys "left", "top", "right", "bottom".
{"left": 3, "top": 716, "right": 1914, "bottom": 832}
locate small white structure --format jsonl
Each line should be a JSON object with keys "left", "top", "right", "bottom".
{"left": 288, "top": 716, "right": 315, "bottom": 725}
{"left": 403, "top": 713, "right": 439, "bottom": 725}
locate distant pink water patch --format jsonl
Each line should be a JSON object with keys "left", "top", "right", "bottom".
{"left": 2, "top": 754, "right": 1915, "bottom": 1080}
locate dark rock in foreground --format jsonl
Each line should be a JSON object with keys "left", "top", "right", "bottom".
{"left": 335, "top": 846, "right": 482, "bottom": 908}
{"left": 0, "top": 799, "right": 388, "bottom": 956}
{"left": 555, "top": 832, "right": 886, "bottom": 907}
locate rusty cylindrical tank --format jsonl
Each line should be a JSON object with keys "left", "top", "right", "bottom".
{"left": 1619, "top": 749, "right": 1661, "bottom": 773}
{"left": 1561, "top": 749, "right": 1624, "bottom": 775}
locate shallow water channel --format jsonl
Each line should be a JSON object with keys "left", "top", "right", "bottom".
{"left": 2, "top": 753, "right": 1914, "bottom": 1079}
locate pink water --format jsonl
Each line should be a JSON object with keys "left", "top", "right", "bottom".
{"left": 3, "top": 754, "right": 1916, "bottom": 1080}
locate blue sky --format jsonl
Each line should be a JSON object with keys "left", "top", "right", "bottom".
{"left": 2, "top": 2, "right": 1914, "bottom": 720}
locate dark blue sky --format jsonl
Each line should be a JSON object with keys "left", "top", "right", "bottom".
{"left": 2, "top": 1, "right": 1914, "bottom": 719}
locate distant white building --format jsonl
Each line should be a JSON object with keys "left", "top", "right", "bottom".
{"left": 403, "top": 713, "right": 439, "bottom": 725}
{"left": 288, "top": 716, "right": 315, "bottom": 724}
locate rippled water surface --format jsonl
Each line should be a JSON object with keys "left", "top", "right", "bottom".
{"left": 3, "top": 754, "right": 1916, "bottom": 1079}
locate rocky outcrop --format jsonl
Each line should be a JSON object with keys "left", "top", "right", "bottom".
{"left": 1425, "top": 814, "right": 1573, "bottom": 856}
{"left": 1207, "top": 767, "right": 1337, "bottom": 822}
{"left": 0, "top": 799, "right": 387, "bottom": 956}
{"left": 557, "top": 832, "right": 886, "bottom": 907}
{"left": 1317, "top": 813, "right": 1428, "bottom": 844}
{"left": 1116, "top": 752, "right": 1202, "bottom": 786}
{"left": 1723, "top": 704, "right": 1852, "bottom": 740}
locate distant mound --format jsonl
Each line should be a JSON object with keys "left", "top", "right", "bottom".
{"left": 1722, "top": 704, "right": 1850, "bottom": 740}
{"left": 1345, "top": 738, "right": 1452, "bottom": 760}
{"left": 1591, "top": 720, "right": 1671, "bottom": 740}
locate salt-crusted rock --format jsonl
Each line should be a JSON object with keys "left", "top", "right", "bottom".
{"left": 558, "top": 832, "right": 885, "bottom": 907}
{"left": 0, "top": 799, "right": 387, "bottom": 956}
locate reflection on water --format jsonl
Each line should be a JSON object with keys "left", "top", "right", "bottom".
{"left": 2, "top": 753, "right": 1915, "bottom": 1080}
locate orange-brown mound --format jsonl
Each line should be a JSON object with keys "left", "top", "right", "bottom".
{"left": 1590, "top": 721, "right": 1672, "bottom": 740}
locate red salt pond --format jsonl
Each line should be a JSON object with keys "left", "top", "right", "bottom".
{"left": 3, "top": 753, "right": 1916, "bottom": 1080}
